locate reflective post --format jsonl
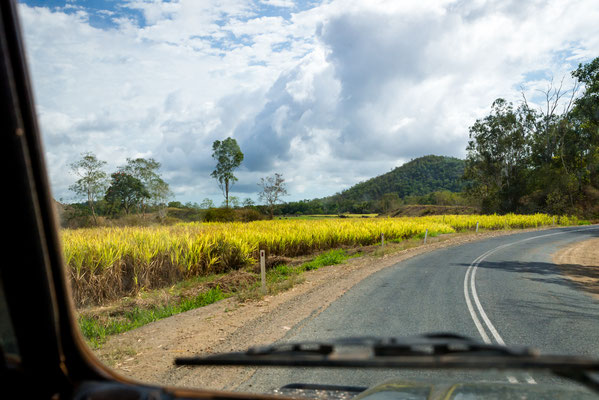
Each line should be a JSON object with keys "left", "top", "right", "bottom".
{"left": 260, "top": 250, "right": 266, "bottom": 294}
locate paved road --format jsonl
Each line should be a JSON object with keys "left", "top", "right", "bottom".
{"left": 236, "top": 226, "right": 599, "bottom": 393}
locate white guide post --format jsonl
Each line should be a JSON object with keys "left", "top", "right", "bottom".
{"left": 260, "top": 250, "right": 266, "bottom": 294}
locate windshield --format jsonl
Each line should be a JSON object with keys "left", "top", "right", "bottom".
{"left": 15, "top": 0, "right": 599, "bottom": 398}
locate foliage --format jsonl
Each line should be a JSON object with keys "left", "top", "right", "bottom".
{"left": 465, "top": 98, "right": 533, "bottom": 213}
{"left": 200, "top": 198, "right": 215, "bottom": 209}
{"left": 203, "top": 207, "right": 265, "bottom": 222}
{"left": 119, "top": 158, "right": 171, "bottom": 216}
{"left": 104, "top": 172, "right": 150, "bottom": 215}
{"left": 211, "top": 137, "right": 244, "bottom": 208}
{"left": 301, "top": 249, "right": 349, "bottom": 271}
{"left": 69, "top": 152, "right": 108, "bottom": 224}
{"left": 465, "top": 57, "right": 599, "bottom": 217}
{"left": 278, "top": 156, "right": 467, "bottom": 215}
{"left": 331, "top": 155, "right": 466, "bottom": 203}
{"left": 380, "top": 192, "right": 401, "bottom": 213}
{"left": 228, "top": 196, "right": 240, "bottom": 208}
{"left": 258, "top": 172, "right": 288, "bottom": 219}
{"left": 203, "top": 207, "right": 237, "bottom": 222}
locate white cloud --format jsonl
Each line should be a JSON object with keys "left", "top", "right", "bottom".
{"left": 16, "top": 0, "right": 599, "bottom": 203}
{"left": 260, "top": 0, "right": 295, "bottom": 8}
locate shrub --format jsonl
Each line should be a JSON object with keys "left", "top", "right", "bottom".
{"left": 203, "top": 207, "right": 265, "bottom": 222}
{"left": 236, "top": 208, "right": 266, "bottom": 222}
{"left": 203, "top": 207, "right": 237, "bottom": 222}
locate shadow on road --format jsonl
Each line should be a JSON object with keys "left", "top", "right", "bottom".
{"left": 461, "top": 259, "right": 599, "bottom": 300}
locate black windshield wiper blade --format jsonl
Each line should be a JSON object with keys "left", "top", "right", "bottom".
{"left": 372, "top": 333, "right": 534, "bottom": 357}
{"left": 175, "top": 333, "right": 599, "bottom": 394}
{"left": 174, "top": 333, "right": 599, "bottom": 371}
{"left": 236, "top": 333, "right": 533, "bottom": 358}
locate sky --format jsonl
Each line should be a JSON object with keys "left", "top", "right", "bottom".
{"left": 16, "top": 0, "right": 599, "bottom": 205}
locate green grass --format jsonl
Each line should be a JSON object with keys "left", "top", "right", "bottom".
{"left": 268, "top": 264, "right": 300, "bottom": 282}
{"left": 238, "top": 249, "right": 355, "bottom": 302}
{"left": 300, "top": 249, "right": 351, "bottom": 271}
{"left": 79, "top": 287, "right": 228, "bottom": 348}
{"left": 79, "top": 249, "right": 357, "bottom": 348}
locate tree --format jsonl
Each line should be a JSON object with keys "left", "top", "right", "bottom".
{"left": 380, "top": 192, "right": 400, "bottom": 214}
{"left": 69, "top": 152, "right": 108, "bottom": 224}
{"left": 211, "top": 138, "right": 244, "bottom": 208}
{"left": 200, "top": 198, "right": 215, "bottom": 209}
{"left": 119, "top": 157, "right": 171, "bottom": 216}
{"left": 229, "top": 196, "right": 240, "bottom": 208}
{"left": 569, "top": 57, "right": 599, "bottom": 190}
{"left": 464, "top": 98, "right": 532, "bottom": 212}
{"left": 258, "top": 173, "right": 288, "bottom": 219}
{"left": 242, "top": 197, "right": 255, "bottom": 208}
{"left": 104, "top": 172, "right": 150, "bottom": 215}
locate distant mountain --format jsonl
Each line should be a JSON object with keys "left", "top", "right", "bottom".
{"left": 329, "top": 155, "right": 466, "bottom": 202}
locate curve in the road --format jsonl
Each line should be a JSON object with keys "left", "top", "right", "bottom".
{"left": 237, "top": 225, "right": 599, "bottom": 393}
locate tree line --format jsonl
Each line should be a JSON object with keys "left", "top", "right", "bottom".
{"left": 68, "top": 154, "right": 171, "bottom": 223}
{"left": 464, "top": 57, "right": 599, "bottom": 216}
{"left": 66, "top": 137, "right": 290, "bottom": 224}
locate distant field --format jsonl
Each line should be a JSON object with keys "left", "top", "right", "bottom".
{"left": 63, "top": 214, "right": 582, "bottom": 307}
{"left": 277, "top": 213, "right": 379, "bottom": 219}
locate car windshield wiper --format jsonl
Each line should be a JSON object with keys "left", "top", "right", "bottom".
{"left": 180, "top": 333, "right": 533, "bottom": 360}
{"left": 175, "top": 333, "right": 596, "bottom": 367}
{"left": 175, "top": 333, "right": 599, "bottom": 391}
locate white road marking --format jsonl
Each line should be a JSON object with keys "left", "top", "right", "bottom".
{"left": 463, "top": 225, "right": 599, "bottom": 385}
{"left": 463, "top": 254, "right": 492, "bottom": 344}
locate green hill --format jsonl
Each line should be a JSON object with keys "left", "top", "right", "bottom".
{"left": 329, "top": 155, "right": 466, "bottom": 203}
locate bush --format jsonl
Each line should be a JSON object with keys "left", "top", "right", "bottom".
{"left": 166, "top": 207, "right": 203, "bottom": 222}
{"left": 203, "top": 207, "right": 266, "bottom": 222}
{"left": 203, "top": 207, "right": 237, "bottom": 222}
{"left": 236, "top": 208, "right": 266, "bottom": 222}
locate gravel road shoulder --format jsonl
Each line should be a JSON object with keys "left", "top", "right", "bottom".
{"left": 93, "top": 227, "right": 557, "bottom": 391}
{"left": 553, "top": 237, "right": 599, "bottom": 300}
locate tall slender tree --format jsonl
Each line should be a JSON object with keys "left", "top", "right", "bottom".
{"left": 211, "top": 138, "right": 244, "bottom": 208}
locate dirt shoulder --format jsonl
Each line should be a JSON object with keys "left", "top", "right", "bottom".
{"left": 553, "top": 238, "right": 599, "bottom": 300}
{"left": 93, "top": 227, "right": 554, "bottom": 391}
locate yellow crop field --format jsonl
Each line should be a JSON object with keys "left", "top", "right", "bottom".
{"left": 62, "top": 214, "right": 581, "bottom": 306}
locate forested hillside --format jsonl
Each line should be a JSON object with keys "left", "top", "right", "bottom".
{"left": 329, "top": 155, "right": 465, "bottom": 203}
{"left": 278, "top": 155, "right": 468, "bottom": 215}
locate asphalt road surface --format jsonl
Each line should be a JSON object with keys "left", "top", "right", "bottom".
{"left": 236, "top": 225, "right": 599, "bottom": 393}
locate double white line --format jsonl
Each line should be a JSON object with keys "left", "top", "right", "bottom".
{"left": 463, "top": 226, "right": 599, "bottom": 385}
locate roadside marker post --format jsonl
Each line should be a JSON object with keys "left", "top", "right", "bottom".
{"left": 381, "top": 233, "right": 385, "bottom": 247}
{"left": 260, "top": 250, "right": 266, "bottom": 294}
{"left": 424, "top": 229, "right": 428, "bottom": 244}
